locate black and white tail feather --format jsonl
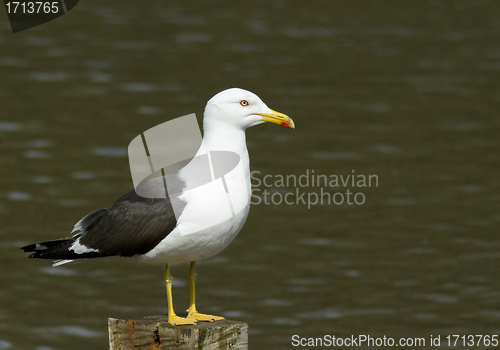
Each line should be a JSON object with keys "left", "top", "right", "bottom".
{"left": 21, "top": 188, "right": 178, "bottom": 267}
{"left": 21, "top": 208, "right": 109, "bottom": 266}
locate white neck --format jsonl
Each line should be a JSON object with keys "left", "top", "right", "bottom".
{"left": 202, "top": 120, "right": 250, "bottom": 171}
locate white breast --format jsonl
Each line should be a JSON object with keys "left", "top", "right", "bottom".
{"left": 142, "top": 148, "right": 252, "bottom": 265}
{"left": 142, "top": 203, "right": 249, "bottom": 265}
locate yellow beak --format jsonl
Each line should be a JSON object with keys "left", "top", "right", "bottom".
{"left": 258, "top": 109, "right": 295, "bottom": 129}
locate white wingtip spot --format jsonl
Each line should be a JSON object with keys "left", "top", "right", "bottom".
{"left": 52, "top": 259, "right": 74, "bottom": 267}
{"left": 69, "top": 240, "right": 99, "bottom": 254}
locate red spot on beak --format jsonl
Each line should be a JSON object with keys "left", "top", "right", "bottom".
{"left": 280, "top": 122, "right": 289, "bottom": 127}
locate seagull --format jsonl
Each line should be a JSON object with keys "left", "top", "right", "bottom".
{"left": 22, "top": 88, "right": 295, "bottom": 326}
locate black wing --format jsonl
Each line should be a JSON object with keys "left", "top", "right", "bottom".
{"left": 22, "top": 187, "right": 179, "bottom": 260}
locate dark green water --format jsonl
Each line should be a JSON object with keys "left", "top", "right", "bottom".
{"left": 1, "top": 1, "right": 499, "bottom": 349}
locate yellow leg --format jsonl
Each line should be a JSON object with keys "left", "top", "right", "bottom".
{"left": 186, "top": 261, "right": 224, "bottom": 322}
{"left": 164, "top": 264, "right": 197, "bottom": 326}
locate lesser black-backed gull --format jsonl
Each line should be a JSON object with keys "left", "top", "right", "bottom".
{"left": 22, "top": 88, "right": 295, "bottom": 325}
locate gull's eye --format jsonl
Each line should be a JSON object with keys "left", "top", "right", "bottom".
{"left": 240, "top": 100, "right": 249, "bottom": 107}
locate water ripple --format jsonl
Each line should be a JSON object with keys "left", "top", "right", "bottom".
{"left": 24, "top": 150, "right": 52, "bottom": 159}
{"left": 175, "top": 33, "right": 211, "bottom": 44}
{"left": 31, "top": 176, "right": 54, "bottom": 184}
{"left": 298, "top": 307, "right": 394, "bottom": 320}
{"left": 40, "top": 267, "right": 76, "bottom": 276}
{"left": 262, "top": 298, "right": 293, "bottom": 307}
{"left": 71, "top": 171, "right": 95, "bottom": 180}
{"left": 89, "top": 72, "right": 112, "bottom": 83}
{"left": 0, "top": 121, "right": 21, "bottom": 131}
{"left": 26, "top": 36, "right": 56, "bottom": 47}
{"left": 8, "top": 191, "right": 31, "bottom": 201}
{"left": 93, "top": 147, "right": 127, "bottom": 157}
{"left": 122, "top": 82, "right": 157, "bottom": 92}
{"left": 369, "top": 143, "right": 399, "bottom": 154}
{"left": 113, "top": 41, "right": 154, "bottom": 50}
{"left": 29, "top": 71, "right": 68, "bottom": 82}
{"left": 310, "top": 151, "right": 361, "bottom": 160}
{"left": 272, "top": 317, "right": 300, "bottom": 325}
{"left": 138, "top": 105, "right": 161, "bottom": 115}
{"left": 85, "top": 60, "right": 110, "bottom": 69}
{"left": 0, "top": 57, "right": 28, "bottom": 67}
{"left": 36, "top": 325, "right": 104, "bottom": 338}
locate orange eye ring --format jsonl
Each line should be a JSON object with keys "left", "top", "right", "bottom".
{"left": 240, "top": 100, "right": 249, "bottom": 106}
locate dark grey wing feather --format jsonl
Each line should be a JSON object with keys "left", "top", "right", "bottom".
{"left": 78, "top": 188, "right": 178, "bottom": 256}
{"left": 22, "top": 175, "right": 184, "bottom": 260}
{"left": 72, "top": 208, "right": 108, "bottom": 234}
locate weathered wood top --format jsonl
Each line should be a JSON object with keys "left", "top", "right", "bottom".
{"left": 108, "top": 316, "right": 248, "bottom": 350}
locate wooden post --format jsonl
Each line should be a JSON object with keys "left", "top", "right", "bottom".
{"left": 108, "top": 316, "right": 248, "bottom": 350}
